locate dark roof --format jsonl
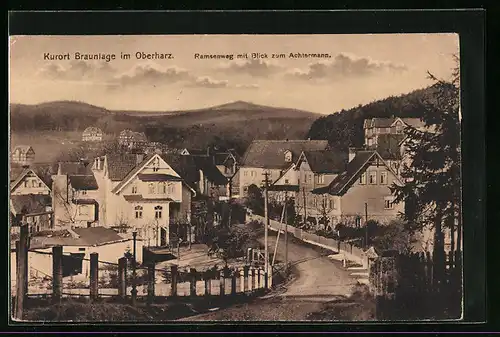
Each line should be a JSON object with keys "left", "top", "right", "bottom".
{"left": 267, "top": 185, "right": 300, "bottom": 192}
{"left": 241, "top": 140, "right": 329, "bottom": 169}
{"left": 59, "top": 162, "right": 93, "bottom": 175}
{"left": 10, "top": 167, "right": 25, "bottom": 182}
{"left": 193, "top": 156, "right": 228, "bottom": 186}
{"left": 73, "top": 199, "right": 97, "bottom": 204}
{"left": 312, "top": 151, "right": 379, "bottom": 196}
{"left": 160, "top": 154, "right": 200, "bottom": 189}
{"left": 69, "top": 175, "right": 99, "bottom": 190}
{"left": 10, "top": 195, "right": 51, "bottom": 216}
{"left": 106, "top": 154, "right": 144, "bottom": 181}
{"left": 137, "top": 173, "right": 183, "bottom": 182}
{"left": 301, "top": 150, "right": 348, "bottom": 174}
{"left": 374, "top": 134, "right": 406, "bottom": 160}
{"left": 72, "top": 227, "right": 124, "bottom": 245}
{"left": 214, "top": 152, "right": 236, "bottom": 166}
{"left": 185, "top": 149, "right": 208, "bottom": 156}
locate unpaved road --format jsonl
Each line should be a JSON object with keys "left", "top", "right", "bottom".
{"left": 178, "top": 233, "right": 359, "bottom": 321}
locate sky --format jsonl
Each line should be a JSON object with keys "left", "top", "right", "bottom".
{"left": 9, "top": 34, "right": 459, "bottom": 114}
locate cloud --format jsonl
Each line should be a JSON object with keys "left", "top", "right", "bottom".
{"left": 217, "top": 59, "right": 283, "bottom": 77}
{"left": 37, "top": 61, "right": 116, "bottom": 81}
{"left": 190, "top": 76, "right": 229, "bottom": 88}
{"left": 112, "top": 63, "right": 191, "bottom": 87}
{"left": 235, "top": 83, "right": 259, "bottom": 89}
{"left": 286, "top": 53, "right": 408, "bottom": 81}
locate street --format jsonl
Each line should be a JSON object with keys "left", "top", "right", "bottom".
{"left": 178, "top": 232, "right": 359, "bottom": 321}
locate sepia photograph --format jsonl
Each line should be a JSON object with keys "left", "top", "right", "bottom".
{"left": 9, "top": 33, "right": 463, "bottom": 322}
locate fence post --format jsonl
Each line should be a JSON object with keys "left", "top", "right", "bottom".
{"left": 89, "top": 253, "right": 99, "bottom": 302}
{"left": 118, "top": 257, "right": 127, "bottom": 299}
{"left": 189, "top": 268, "right": 196, "bottom": 297}
{"left": 251, "top": 268, "right": 256, "bottom": 291}
{"left": 147, "top": 263, "right": 155, "bottom": 305}
{"left": 247, "top": 248, "right": 252, "bottom": 264}
{"left": 52, "top": 246, "right": 63, "bottom": 303}
{"left": 204, "top": 272, "right": 211, "bottom": 296}
{"left": 171, "top": 265, "right": 178, "bottom": 297}
{"left": 219, "top": 269, "right": 225, "bottom": 296}
{"left": 240, "top": 268, "right": 245, "bottom": 293}
{"left": 257, "top": 268, "right": 261, "bottom": 289}
{"left": 243, "top": 265, "right": 250, "bottom": 293}
{"left": 14, "top": 227, "right": 28, "bottom": 320}
{"left": 231, "top": 269, "right": 237, "bottom": 296}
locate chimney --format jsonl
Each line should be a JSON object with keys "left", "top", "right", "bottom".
{"left": 348, "top": 147, "right": 357, "bottom": 162}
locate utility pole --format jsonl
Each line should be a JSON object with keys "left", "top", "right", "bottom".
{"left": 263, "top": 171, "right": 270, "bottom": 288}
{"left": 131, "top": 230, "right": 138, "bottom": 306}
{"left": 284, "top": 191, "right": 288, "bottom": 273}
{"left": 302, "top": 187, "right": 307, "bottom": 225}
{"left": 365, "top": 202, "right": 368, "bottom": 248}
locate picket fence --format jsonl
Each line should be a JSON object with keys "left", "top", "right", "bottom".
{"left": 15, "top": 246, "right": 272, "bottom": 303}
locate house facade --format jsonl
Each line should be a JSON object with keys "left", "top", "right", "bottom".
{"left": 11, "top": 145, "right": 35, "bottom": 166}
{"left": 239, "top": 140, "right": 330, "bottom": 197}
{"left": 91, "top": 153, "right": 195, "bottom": 246}
{"left": 82, "top": 127, "right": 103, "bottom": 142}
{"left": 11, "top": 168, "right": 51, "bottom": 196}
{"left": 118, "top": 130, "right": 148, "bottom": 150}
{"left": 51, "top": 161, "right": 100, "bottom": 229}
{"left": 363, "top": 117, "right": 425, "bottom": 148}
{"left": 311, "top": 151, "right": 405, "bottom": 228}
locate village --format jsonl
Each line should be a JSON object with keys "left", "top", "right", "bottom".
{"left": 10, "top": 113, "right": 462, "bottom": 321}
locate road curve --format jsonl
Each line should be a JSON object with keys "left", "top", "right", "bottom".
{"left": 178, "top": 233, "right": 358, "bottom": 321}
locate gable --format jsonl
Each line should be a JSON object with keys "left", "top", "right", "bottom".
{"left": 112, "top": 154, "right": 183, "bottom": 194}
{"left": 11, "top": 169, "right": 50, "bottom": 192}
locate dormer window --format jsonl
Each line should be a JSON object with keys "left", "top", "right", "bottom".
{"left": 284, "top": 150, "right": 292, "bottom": 162}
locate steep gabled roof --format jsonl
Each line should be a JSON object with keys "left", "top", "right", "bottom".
{"left": 160, "top": 154, "right": 200, "bottom": 190}
{"left": 241, "top": 140, "right": 329, "bottom": 170}
{"left": 111, "top": 154, "right": 196, "bottom": 195}
{"left": 312, "top": 151, "right": 402, "bottom": 196}
{"left": 299, "top": 150, "right": 348, "bottom": 174}
{"left": 12, "top": 145, "right": 34, "bottom": 154}
{"left": 10, "top": 168, "right": 51, "bottom": 192}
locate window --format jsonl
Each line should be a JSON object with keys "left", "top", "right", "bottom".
{"left": 359, "top": 173, "right": 366, "bottom": 185}
{"left": 317, "top": 174, "right": 325, "bottom": 184}
{"left": 131, "top": 185, "right": 138, "bottom": 194}
{"left": 135, "top": 205, "right": 143, "bottom": 219}
{"left": 81, "top": 190, "right": 87, "bottom": 195}
{"left": 148, "top": 183, "right": 155, "bottom": 194}
{"left": 329, "top": 198, "right": 336, "bottom": 210}
{"left": 384, "top": 197, "right": 394, "bottom": 209}
{"left": 38, "top": 182, "right": 42, "bottom": 188}
{"left": 161, "top": 182, "right": 167, "bottom": 194}
{"left": 155, "top": 205, "right": 163, "bottom": 219}
{"left": 24, "top": 180, "right": 28, "bottom": 187}
{"left": 284, "top": 179, "right": 289, "bottom": 184}
{"left": 152, "top": 157, "right": 160, "bottom": 172}
{"left": 284, "top": 151, "right": 292, "bottom": 162}
{"left": 168, "top": 184, "right": 175, "bottom": 194}
{"left": 251, "top": 171, "right": 256, "bottom": 177}
{"left": 78, "top": 206, "right": 89, "bottom": 216}
{"left": 368, "top": 172, "right": 377, "bottom": 184}
{"left": 244, "top": 171, "right": 248, "bottom": 177}
{"left": 380, "top": 171, "right": 388, "bottom": 185}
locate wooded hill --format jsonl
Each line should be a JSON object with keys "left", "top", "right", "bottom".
{"left": 10, "top": 100, "right": 320, "bottom": 156}
{"left": 306, "top": 86, "right": 437, "bottom": 151}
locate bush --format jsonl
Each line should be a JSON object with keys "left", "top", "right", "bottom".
{"left": 372, "top": 220, "right": 414, "bottom": 253}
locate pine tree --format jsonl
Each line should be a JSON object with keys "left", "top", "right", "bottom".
{"left": 391, "top": 56, "right": 461, "bottom": 254}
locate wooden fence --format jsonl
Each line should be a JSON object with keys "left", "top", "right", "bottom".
{"left": 369, "top": 250, "right": 462, "bottom": 320}
{"left": 12, "top": 243, "right": 272, "bottom": 319}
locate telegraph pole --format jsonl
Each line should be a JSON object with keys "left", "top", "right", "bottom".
{"left": 263, "top": 171, "right": 270, "bottom": 288}
{"left": 284, "top": 191, "right": 288, "bottom": 273}
{"left": 302, "top": 187, "right": 307, "bottom": 224}
{"left": 365, "top": 202, "right": 368, "bottom": 248}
